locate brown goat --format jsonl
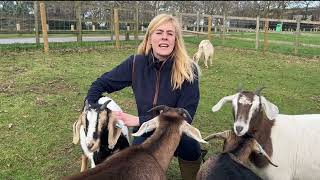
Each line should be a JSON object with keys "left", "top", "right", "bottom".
{"left": 197, "top": 130, "right": 277, "bottom": 180}
{"left": 65, "top": 105, "right": 207, "bottom": 180}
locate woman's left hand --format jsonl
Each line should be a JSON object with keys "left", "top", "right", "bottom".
{"left": 113, "top": 111, "right": 140, "bottom": 127}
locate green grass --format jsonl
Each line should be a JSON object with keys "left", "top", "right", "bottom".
{"left": 0, "top": 40, "right": 319, "bottom": 179}
{"left": 184, "top": 35, "right": 320, "bottom": 57}
{"left": 228, "top": 32, "right": 320, "bottom": 45}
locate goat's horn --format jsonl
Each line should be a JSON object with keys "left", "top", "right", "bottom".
{"left": 204, "top": 130, "right": 232, "bottom": 141}
{"left": 100, "top": 100, "right": 112, "bottom": 110}
{"left": 147, "top": 105, "right": 168, "bottom": 113}
{"left": 179, "top": 108, "right": 192, "bottom": 121}
{"left": 255, "top": 86, "right": 266, "bottom": 96}
{"left": 84, "top": 99, "right": 90, "bottom": 110}
{"left": 253, "top": 139, "right": 278, "bottom": 167}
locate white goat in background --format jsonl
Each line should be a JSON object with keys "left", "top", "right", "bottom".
{"left": 193, "top": 39, "right": 214, "bottom": 68}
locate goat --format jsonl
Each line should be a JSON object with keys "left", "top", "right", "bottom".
{"left": 197, "top": 130, "right": 277, "bottom": 180}
{"left": 211, "top": 87, "right": 320, "bottom": 180}
{"left": 72, "top": 97, "right": 130, "bottom": 171}
{"left": 65, "top": 105, "right": 207, "bottom": 180}
{"left": 193, "top": 39, "right": 214, "bottom": 68}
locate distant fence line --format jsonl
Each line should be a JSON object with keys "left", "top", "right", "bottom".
{"left": 1, "top": 1, "right": 319, "bottom": 54}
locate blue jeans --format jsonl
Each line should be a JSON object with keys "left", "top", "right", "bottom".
{"left": 132, "top": 131, "right": 201, "bottom": 161}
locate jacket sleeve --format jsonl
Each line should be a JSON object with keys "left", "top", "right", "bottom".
{"left": 86, "top": 55, "right": 134, "bottom": 104}
{"left": 176, "top": 67, "right": 200, "bottom": 124}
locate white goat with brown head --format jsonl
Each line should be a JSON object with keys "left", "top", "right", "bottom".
{"left": 66, "top": 105, "right": 207, "bottom": 180}
{"left": 72, "top": 97, "right": 130, "bottom": 171}
{"left": 211, "top": 87, "right": 320, "bottom": 180}
{"left": 193, "top": 40, "right": 214, "bottom": 68}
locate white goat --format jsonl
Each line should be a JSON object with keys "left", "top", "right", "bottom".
{"left": 73, "top": 97, "right": 130, "bottom": 171}
{"left": 211, "top": 88, "right": 320, "bottom": 180}
{"left": 193, "top": 40, "right": 214, "bottom": 68}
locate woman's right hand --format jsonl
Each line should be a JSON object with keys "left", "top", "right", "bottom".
{"left": 113, "top": 111, "right": 140, "bottom": 127}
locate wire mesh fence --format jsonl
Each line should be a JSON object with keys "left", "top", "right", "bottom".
{"left": 0, "top": 1, "right": 319, "bottom": 56}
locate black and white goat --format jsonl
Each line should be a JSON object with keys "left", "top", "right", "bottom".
{"left": 66, "top": 105, "right": 207, "bottom": 180}
{"left": 197, "top": 130, "right": 277, "bottom": 180}
{"left": 72, "top": 97, "right": 130, "bottom": 171}
{"left": 211, "top": 88, "right": 320, "bottom": 180}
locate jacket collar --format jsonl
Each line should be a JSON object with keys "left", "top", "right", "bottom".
{"left": 147, "top": 49, "right": 174, "bottom": 71}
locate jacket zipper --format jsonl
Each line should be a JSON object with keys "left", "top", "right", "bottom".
{"left": 152, "top": 62, "right": 166, "bottom": 116}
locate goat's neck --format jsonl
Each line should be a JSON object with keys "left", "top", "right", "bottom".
{"left": 231, "top": 142, "right": 253, "bottom": 167}
{"left": 249, "top": 111, "right": 274, "bottom": 168}
{"left": 142, "top": 123, "right": 181, "bottom": 172}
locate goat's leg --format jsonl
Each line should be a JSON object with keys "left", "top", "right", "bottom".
{"left": 80, "top": 154, "right": 88, "bottom": 172}
{"left": 204, "top": 57, "right": 208, "bottom": 68}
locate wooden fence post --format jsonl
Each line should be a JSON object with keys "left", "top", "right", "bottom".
{"left": 222, "top": 13, "right": 226, "bottom": 45}
{"left": 125, "top": 25, "right": 130, "bottom": 41}
{"left": 75, "top": 1, "right": 82, "bottom": 42}
{"left": 39, "top": 1, "right": 49, "bottom": 53}
{"left": 114, "top": 8, "right": 120, "bottom": 49}
{"left": 110, "top": 8, "right": 114, "bottom": 41}
{"left": 263, "top": 18, "right": 269, "bottom": 52}
{"left": 294, "top": 16, "right": 302, "bottom": 55}
{"left": 196, "top": 12, "right": 200, "bottom": 38}
{"left": 255, "top": 16, "right": 260, "bottom": 50}
{"left": 34, "top": 1, "right": 40, "bottom": 44}
{"left": 208, "top": 16, "right": 212, "bottom": 40}
{"left": 134, "top": 2, "right": 139, "bottom": 41}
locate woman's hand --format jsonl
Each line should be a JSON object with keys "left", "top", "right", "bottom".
{"left": 113, "top": 111, "right": 140, "bottom": 127}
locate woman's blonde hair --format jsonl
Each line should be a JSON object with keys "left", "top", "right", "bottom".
{"left": 137, "top": 14, "right": 200, "bottom": 90}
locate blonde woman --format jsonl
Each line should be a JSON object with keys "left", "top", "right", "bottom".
{"left": 86, "top": 14, "right": 202, "bottom": 180}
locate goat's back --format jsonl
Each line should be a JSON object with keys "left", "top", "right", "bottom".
{"left": 65, "top": 147, "right": 166, "bottom": 180}
{"left": 199, "top": 40, "right": 214, "bottom": 54}
{"left": 251, "top": 114, "right": 320, "bottom": 180}
{"left": 198, "top": 154, "right": 262, "bottom": 180}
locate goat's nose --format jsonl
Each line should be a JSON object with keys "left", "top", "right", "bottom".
{"left": 87, "top": 143, "right": 93, "bottom": 150}
{"left": 236, "top": 126, "right": 243, "bottom": 134}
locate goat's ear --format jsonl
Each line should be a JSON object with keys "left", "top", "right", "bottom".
{"left": 260, "top": 96, "right": 279, "bottom": 120}
{"left": 252, "top": 139, "right": 278, "bottom": 167}
{"left": 107, "top": 114, "right": 124, "bottom": 149}
{"left": 181, "top": 122, "right": 207, "bottom": 144}
{"left": 72, "top": 113, "right": 83, "bottom": 144}
{"left": 132, "top": 116, "right": 159, "bottom": 137}
{"left": 212, "top": 94, "right": 237, "bottom": 112}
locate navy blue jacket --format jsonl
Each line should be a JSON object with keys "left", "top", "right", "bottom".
{"left": 86, "top": 52, "right": 200, "bottom": 129}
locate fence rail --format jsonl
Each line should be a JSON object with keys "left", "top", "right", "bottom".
{"left": 0, "top": 1, "right": 319, "bottom": 55}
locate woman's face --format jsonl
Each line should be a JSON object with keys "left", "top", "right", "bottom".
{"left": 150, "top": 22, "right": 176, "bottom": 61}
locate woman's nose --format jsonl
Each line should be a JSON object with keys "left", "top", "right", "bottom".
{"left": 161, "top": 33, "right": 168, "bottom": 40}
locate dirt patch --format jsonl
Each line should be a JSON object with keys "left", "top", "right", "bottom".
{"left": 0, "top": 80, "right": 15, "bottom": 93}
{"left": 26, "top": 77, "right": 77, "bottom": 95}
{"left": 311, "top": 96, "right": 320, "bottom": 103}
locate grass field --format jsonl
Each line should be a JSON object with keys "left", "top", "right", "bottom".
{"left": 0, "top": 39, "right": 319, "bottom": 179}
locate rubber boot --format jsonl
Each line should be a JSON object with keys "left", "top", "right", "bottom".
{"left": 178, "top": 156, "right": 202, "bottom": 180}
